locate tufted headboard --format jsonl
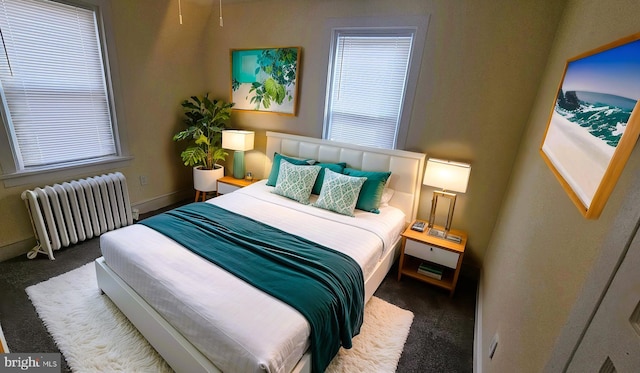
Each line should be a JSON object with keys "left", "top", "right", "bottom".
{"left": 265, "top": 131, "right": 426, "bottom": 223}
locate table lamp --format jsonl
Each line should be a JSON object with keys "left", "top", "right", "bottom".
{"left": 222, "top": 130, "right": 255, "bottom": 179}
{"left": 422, "top": 158, "right": 471, "bottom": 243}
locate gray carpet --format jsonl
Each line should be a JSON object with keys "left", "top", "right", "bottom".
{"left": 0, "top": 204, "right": 476, "bottom": 372}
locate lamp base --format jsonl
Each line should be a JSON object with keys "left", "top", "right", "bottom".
{"left": 427, "top": 227, "right": 462, "bottom": 243}
{"left": 427, "top": 190, "right": 460, "bottom": 242}
{"left": 232, "top": 151, "right": 245, "bottom": 179}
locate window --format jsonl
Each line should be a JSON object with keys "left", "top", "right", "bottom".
{"left": 322, "top": 18, "right": 427, "bottom": 150}
{"left": 0, "top": 0, "right": 126, "bottom": 185}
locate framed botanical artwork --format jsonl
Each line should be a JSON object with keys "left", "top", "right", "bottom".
{"left": 230, "top": 47, "right": 301, "bottom": 115}
{"left": 540, "top": 33, "right": 640, "bottom": 219}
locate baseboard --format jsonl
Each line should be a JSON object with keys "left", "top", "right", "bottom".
{"left": 0, "top": 237, "right": 36, "bottom": 262}
{"left": 132, "top": 189, "right": 192, "bottom": 215}
{"left": 474, "top": 268, "right": 483, "bottom": 373}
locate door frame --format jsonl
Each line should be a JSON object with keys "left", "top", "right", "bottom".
{"left": 545, "top": 172, "right": 640, "bottom": 371}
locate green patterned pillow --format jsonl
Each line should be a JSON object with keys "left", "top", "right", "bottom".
{"left": 266, "top": 153, "right": 316, "bottom": 186}
{"left": 273, "top": 160, "right": 321, "bottom": 204}
{"left": 313, "top": 169, "right": 366, "bottom": 216}
{"left": 312, "top": 162, "right": 347, "bottom": 195}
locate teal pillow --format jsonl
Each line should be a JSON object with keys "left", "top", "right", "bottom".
{"left": 266, "top": 153, "right": 315, "bottom": 186}
{"left": 272, "top": 160, "right": 321, "bottom": 204}
{"left": 311, "top": 162, "right": 347, "bottom": 195}
{"left": 312, "top": 169, "right": 366, "bottom": 216}
{"left": 343, "top": 168, "right": 392, "bottom": 213}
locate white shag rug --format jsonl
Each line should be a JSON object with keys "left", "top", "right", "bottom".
{"left": 27, "top": 263, "right": 413, "bottom": 373}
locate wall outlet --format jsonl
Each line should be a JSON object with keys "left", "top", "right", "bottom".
{"left": 489, "top": 333, "right": 499, "bottom": 359}
{"left": 139, "top": 175, "right": 148, "bottom": 186}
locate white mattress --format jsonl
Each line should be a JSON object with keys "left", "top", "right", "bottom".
{"left": 100, "top": 181, "right": 406, "bottom": 373}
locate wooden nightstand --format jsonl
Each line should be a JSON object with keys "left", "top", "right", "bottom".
{"left": 195, "top": 176, "right": 258, "bottom": 201}
{"left": 216, "top": 176, "right": 257, "bottom": 195}
{"left": 397, "top": 220, "right": 467, "bottom": 296}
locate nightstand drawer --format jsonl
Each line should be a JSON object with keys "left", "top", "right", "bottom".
{"left": 217, "top": 182, "right": 240, "bottom": 195}
{"left": 405, "top": 239, "right": 459, "bottom": 269}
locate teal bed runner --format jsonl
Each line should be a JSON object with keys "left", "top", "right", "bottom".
{"left": 139, "top": 202, "right": 365, "bottom": 373}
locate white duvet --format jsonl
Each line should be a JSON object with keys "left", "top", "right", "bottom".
{"left": 100, "top": 181, "right": 405, "bottom": 373}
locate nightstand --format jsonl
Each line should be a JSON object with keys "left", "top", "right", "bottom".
{"left": 397, "top": 220, "right": 467, "bottom": 296}
{"left": 216, "top": 176, "right": 257, "bottom": 195}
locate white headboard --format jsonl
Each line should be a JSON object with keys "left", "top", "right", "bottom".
{"left": 265, "top": 131, "right": 426, "bottom": 223}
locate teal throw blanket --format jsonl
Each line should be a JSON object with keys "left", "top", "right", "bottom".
{"left": 139, "top": 202, "right": 365, "bottom": 373}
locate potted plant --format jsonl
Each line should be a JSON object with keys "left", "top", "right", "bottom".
{"left": 173, "top": 93, "right": 235, "bottom": 192}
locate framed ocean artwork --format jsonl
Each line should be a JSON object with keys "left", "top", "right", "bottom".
{"left": 230, "top": 47, "right": 301, "bottom": 115}
{"left": 540, "top": 33, "right": 640, "bottom": 219}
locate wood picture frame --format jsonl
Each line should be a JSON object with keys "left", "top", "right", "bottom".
{"left": 540, "top": 33, "right": 640, "bottom": 219}
{"left": 230, "top": 47, "right": 301, "bottom": 116}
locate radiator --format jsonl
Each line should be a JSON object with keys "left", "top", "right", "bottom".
{"left": 21, "top": 172, "right": 133, "bottom": 260}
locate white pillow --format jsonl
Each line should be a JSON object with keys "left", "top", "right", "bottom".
{"left": 380, "top": 188, "right": 395, "bottom": 206}
{"left": 272, "top": 160, "right": 321, "bottom": 204}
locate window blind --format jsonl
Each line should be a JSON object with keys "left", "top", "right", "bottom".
{"left": 324, "top": 31, "right": 413, "bottom": 149}
{"left": 0, "top": 0, "right": 115, "bottom": 169}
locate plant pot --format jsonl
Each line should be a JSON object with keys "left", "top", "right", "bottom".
{"left": 193, "top": 165, "right": 224, "bottom": 192}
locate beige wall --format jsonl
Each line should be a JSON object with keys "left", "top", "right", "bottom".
{"left": 480, "top": 0, "right": 640, "bottom": 371}
{"left": 0, "top": 0, "right": 565, "bottom": 266}
{"left": 203, "top": 0, "right": 565, "bottom": 267}
{"left": 0, "top": 0, "right": 211, "bottom": 260}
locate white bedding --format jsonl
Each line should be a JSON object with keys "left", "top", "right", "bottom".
{"left": 100, "top": 181, "right": 406, "bottom": 373}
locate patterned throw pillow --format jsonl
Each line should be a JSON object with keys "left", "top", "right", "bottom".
{"left": 266, "top": 153, "right": 316, "bottom": 186}
{"left": 311, "top": 162, "right": 347, "bottom": 195}
{"left": 312, "top": 169, "right": 367, "bottom": 217}
{"left": 273, "top": 160, "right": 321, "bottom": 204}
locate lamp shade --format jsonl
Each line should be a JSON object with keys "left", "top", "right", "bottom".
{"left": 423, "top": 158, "right": 471, "bottom": 193}
{"left": 222, "top": 130, "right": 254, "bottom": 151}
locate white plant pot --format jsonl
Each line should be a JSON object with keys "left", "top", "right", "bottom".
{"left": 193, "top": 165, "right": 224, "bottom": 192}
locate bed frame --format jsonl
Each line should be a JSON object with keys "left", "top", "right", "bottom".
{"left": 95, "top": 132, "right": 426, "bottom": 373}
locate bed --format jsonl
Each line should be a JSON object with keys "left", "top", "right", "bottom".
{"left": 95, "top": 131, "right": 426, "bottom": 373}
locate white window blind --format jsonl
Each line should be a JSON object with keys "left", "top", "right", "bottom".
{"left": 0, "top": 0, "right": 116, "bottom": 169}
{"left": 324, "top": 30, "right": 413, "bottom": 149}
